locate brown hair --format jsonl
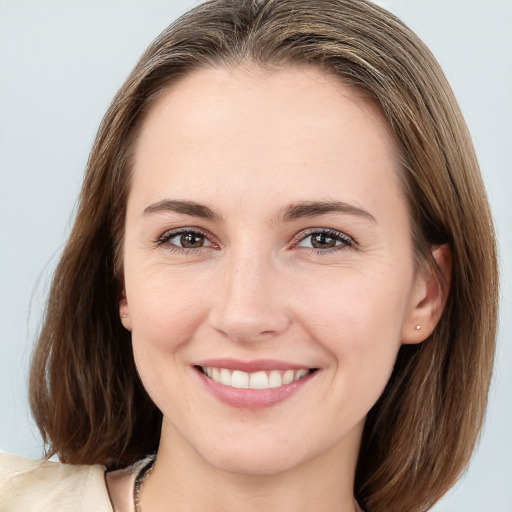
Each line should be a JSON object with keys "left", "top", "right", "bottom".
{"left": 29, "top": 1, "right": 498, "bottom": 511}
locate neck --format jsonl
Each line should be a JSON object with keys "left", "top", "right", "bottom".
{"left": 140, "top": 419, "right": 362, "bottom": 512}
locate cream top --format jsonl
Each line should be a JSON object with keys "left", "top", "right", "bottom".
{"left": 0, "top": 452, "right": 115, "bottom": 511}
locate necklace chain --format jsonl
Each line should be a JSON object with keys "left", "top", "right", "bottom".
{"left": 133, "top": 456, "right": 156, "bottom": 512}
{"left": 132, "top": 456, "right": 363, "bottom": 512}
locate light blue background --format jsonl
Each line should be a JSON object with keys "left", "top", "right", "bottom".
{"left": 1, "top": 1, "right": 511, "bottom": 510}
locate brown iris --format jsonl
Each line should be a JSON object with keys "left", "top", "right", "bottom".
{"left": 310, "top": 232, "right": 338, "bottom": 249}
{"left": 180, "top": 232, "right": 205, "bottom": 248}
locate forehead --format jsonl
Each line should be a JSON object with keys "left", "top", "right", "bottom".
{"left": 129, "top": 64, "right": 404, "bottom": 219}
{"left": 134, "top": 63, "right": 397, "bottom": 157}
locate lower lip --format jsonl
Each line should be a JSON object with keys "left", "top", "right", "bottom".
{"left": 194, "top": 368, "right": 316, "bottom": 410}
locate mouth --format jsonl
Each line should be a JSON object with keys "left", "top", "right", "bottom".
{"left": 195, "top": 365, "right": 317, "bottom": 390}
{"left": 193, "top": 358, "right": 320, "bottom": 409}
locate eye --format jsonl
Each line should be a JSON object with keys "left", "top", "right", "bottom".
{"left": 156, "top": 228, "right": 214, "bottom": 250}
{"left": 295, "top": 229, "right": 354, "bottom": 251}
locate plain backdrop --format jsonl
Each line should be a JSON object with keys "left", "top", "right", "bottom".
{"left": 0, "top": 1, "right": 511, "bottom": 511}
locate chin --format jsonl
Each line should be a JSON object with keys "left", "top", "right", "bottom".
{"left": 194, "top": 426, "right": 324, "bottom": 477}
{"left": 205, "top": 447, "right": 303, "bottom": 476}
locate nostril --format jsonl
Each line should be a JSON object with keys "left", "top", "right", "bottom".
{"left": 207, "top": 301, "right": 292, "bottom": 343}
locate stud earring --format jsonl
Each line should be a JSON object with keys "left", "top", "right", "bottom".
{"left": 121, "top": 314, "right": 128, "bottom": 319}
{"left": 415, "top": 324, "right": 421, "bottom": 330}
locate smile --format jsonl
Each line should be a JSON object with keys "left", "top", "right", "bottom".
{"left": 194, "top": 360, "right": 319, "bottom": 409}
{"left": 199, "top": 366, "right": 314, "bottom": 389}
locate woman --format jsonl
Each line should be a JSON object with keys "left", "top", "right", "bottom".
{"left": 0, "top": 0, "right": 498, "bottom": 511}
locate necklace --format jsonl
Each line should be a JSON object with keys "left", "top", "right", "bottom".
{"left": 133, "top": 455, "right": 156, "bottom": 512}
{"left": 133, "top": 456, "right": 363, "bottom": 512}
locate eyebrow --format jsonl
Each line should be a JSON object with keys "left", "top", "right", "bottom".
{"left": 280, "top": 200, "right": 376, "bottom": 222}
{"left": 142, "top": 198, "right": 375, "bottom": 223}
{"left": 143, "top": 199, "right": 221, "bottom": 221}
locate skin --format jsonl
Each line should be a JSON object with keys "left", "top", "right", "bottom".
{"left": 111, "top": 64, "right": 450, "bottom": 512}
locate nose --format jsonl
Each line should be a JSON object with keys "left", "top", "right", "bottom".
{"left": 207, "top": 251, "right": 291, "bottom": 343}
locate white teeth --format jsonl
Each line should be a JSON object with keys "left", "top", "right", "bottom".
{"left": 249, "top": 371, "right": 268, "bottom": 389}
{"left": 295, "top": 369, "right": 308, "bottom": 380}
{"left": 220, "top": 369, "right": 232, "bottom": 386}
{"left": 268, "top": 370, "right": 282, "bottom": 388}
{"left": 202, "top": 366, "right": 312, "bottom": 389}
{"left": 282, "top": 369, "right": 295, "bottom": 385}
{"left": 231, "top": 370, "right": 249, "bottom": 388}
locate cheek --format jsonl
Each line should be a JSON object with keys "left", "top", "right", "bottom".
{"left": 126, "top": 268, "right": 209, "bottom": 358}
{"left": 126, "top": 273, "right": 207, "bottom": 413}
{"left": 300, "top": 264, "right": 411, "bottom": 337}
{"left": 297, "top": 266, "right": 412, "bottom": 384}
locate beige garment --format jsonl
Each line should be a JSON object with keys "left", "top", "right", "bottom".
{"left": 0, "top": 452, "right": 113, "bottom": 511}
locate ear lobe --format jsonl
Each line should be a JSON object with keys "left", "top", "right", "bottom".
{"left": 402, "top": 244, "right": 452, "bottom": 344}
{"left": 119, "top": 288, "right": 132, "bottom": 332}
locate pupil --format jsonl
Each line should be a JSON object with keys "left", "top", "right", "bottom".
{"left": 180, "top": 233, "right": 203, "bottom": 248}
{"left": 312, "top": 233, "right": 336, "bottom": 249}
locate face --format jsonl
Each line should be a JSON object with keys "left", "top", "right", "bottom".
{"left": 120, "top": 65, "right": 429, "bottom": 476}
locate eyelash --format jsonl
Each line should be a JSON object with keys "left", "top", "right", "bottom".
{"left": 155, "top": 227, "right": 216, "bottom": 253}
{"left": 293, "top": 228, "right": 355, "bottom": 253}
{"left": 154, "top": 227, "right": 355, "bottom": 254}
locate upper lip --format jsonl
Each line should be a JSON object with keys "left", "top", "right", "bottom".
{"left": 194, "top": 358, "right": 315, "bottom": 373}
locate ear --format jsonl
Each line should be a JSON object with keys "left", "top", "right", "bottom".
{"left": 402, "top": 244, "right": 452, "bottom": 344}
{"left": 119, "top": 288, "right": 132, "bottom": 332}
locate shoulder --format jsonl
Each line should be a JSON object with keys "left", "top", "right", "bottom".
{"left": 0, "top": 452, "right": 113, "bottom": 512}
